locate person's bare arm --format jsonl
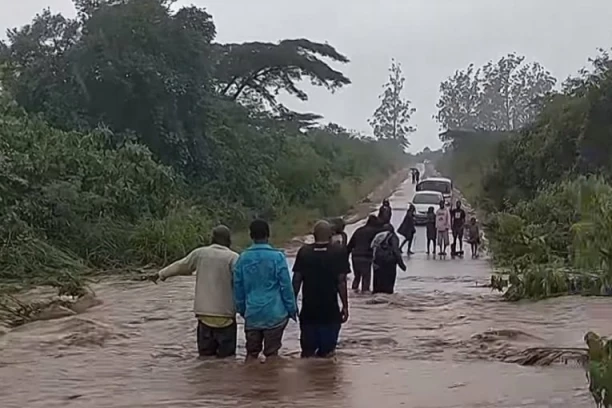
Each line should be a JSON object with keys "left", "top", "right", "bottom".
{"left": 337, "top": 248, "right": 350, "bottom": 322}
{"left": 150, "top": 250, "right": 197, "bottom": 283}
{"left": 292, "top": 271, "right": 303, "bottom": 298}
{"left": 337, "top": 273, "right": 349, "bottom": 322}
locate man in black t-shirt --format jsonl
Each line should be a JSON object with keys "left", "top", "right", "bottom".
{"left": 449, "top": 201, "right": 466, "bottom": 254}
{"left": 292, "top": 220, "right": 350, "bottom": 358}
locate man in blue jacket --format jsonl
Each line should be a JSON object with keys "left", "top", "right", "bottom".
{"left": 234, "top": 219, "right": 297, "bottom": 362}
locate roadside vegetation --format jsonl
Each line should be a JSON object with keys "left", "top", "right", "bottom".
{"left": 431, "top": 50, "right": 612, "bottom": 406}
{"left": 0, "top": 0, "right": 411, "bottom": 297}
{"left": 433, "top": 50, "right": 612, "bottom": 302}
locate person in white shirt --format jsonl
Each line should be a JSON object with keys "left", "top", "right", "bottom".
{"left": 435, "top": 201, "right": 451, "bottom": 256}
{"left": 149, "top": 225, "right": 239, "bottom": 358}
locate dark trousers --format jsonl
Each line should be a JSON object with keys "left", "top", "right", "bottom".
{"left": 300, "top": 323, "right": 341, "bottom": 358}
{"left": 352, "top": 256, "right": 372, "bottom": 292}
{"left": 197, "top": 319, "right": 237, "bottom": 358}
{"left": 452, "top": 228, "right": 464, "bottom": 253}
{"left": 245, "top": 319, "right": 288, "bottom": 358}
{"left": 372, "top": 263, "right": 397, "bottom": 294}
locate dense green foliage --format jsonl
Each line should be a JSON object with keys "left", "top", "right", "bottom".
{"left": 586, "top": 332, "right": 612, "bottom": 408}
{"left": 436, "top": 50, "right": 612, "bottom": 302}
{"left": 0, "top": 0, "right": 405, "bottom": 288}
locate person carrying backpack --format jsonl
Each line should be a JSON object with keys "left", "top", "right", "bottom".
{"left": 370, "top": 224, "right": 406, "bottom": 294}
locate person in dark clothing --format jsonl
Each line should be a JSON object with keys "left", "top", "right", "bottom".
{"left": 398, "top": 204, "right": 416, "bottom": 255}
{"left": 450, "top": 201, "right": 467, "bottom": 255}
{"left": 370, "top": 224, "right": 406, "bottom": 294}
{"left": 292, "top": 220, "right": 350, "bottom": 358}
{"left": 466, "top": 217, "right": 481, "bottom": 259}
{"left": 330, "top": 217, "right": 348, "bottom": 247}
{"left": 415, "top": 169, "right": 420, "bottom": 183}
{"left": 378, "top": 199, "right": 392, "bottom": 225}
{"left": 425, "top": 206, "right": 437, "bottom": 255}
{"left": 347, "top": 215, "right": 381, "bottom": 293}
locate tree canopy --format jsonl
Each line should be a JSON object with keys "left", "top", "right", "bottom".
{"left": 436, "top": 53, "right": 557, "bottom": 136}
{"left": 0, "top": 0, "right": 406, "bottom": 288}
{"left": 369, "top": 59, "right": 416, "bottom": 149}
{"left": 213, "top": 39, "right": 351, "bottom": 109}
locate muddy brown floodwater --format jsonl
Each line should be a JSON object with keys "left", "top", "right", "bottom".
{"left": 1, "top": 179, "right": 611, "bottom": 408}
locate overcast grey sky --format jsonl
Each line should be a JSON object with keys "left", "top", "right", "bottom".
{"left": 3, "top": 0, "right": 612, "bottom": 152}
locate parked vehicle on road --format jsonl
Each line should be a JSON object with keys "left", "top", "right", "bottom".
{"left": 410, "top": 190, "right": 444, "bottom": 225}
{"left": 416, "top": 177, "right": 453, "bottom": 205}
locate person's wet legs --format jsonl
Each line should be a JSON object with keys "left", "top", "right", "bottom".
{"left": 372, "top": 264, "right": 382, "bottom": 293}
{"left": 373, "top": 264, "right": 396, "bottom": 294}
{"left": 452, "top": 229, "right": 464, "bottom": 254}
{"left": 315, "top": 324, "right": 341, "bottom": 357}
{"left": 353, "top": 257, "right": 372, "bottom": 293}
{"left": 197, "top": 320, "right": 237, "bottom": 358}
{"left": 386, "top": 267, "right": 398, "bottom": 294}
{"left": 245, "top": 320, "right": 287, "bottom": 362}
{"left": 197, "top": 320, "right": 218, "bottom": 357}
{"left": 351, "top": 256, "right": 363, "bottom": 292}
{"left": 300, "top": 323, "right": 341, "bottom": 358}
{"left": 262, "top": 320, "right": 288, "bottom": 360}
{"left": 361, "top": 261, "right": 372, "bottom": 293}
{"left": 244, "top": 329, "right": 263, "bottom": 361}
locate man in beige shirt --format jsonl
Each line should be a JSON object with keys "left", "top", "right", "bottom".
{"left": 150, "top": 225, "right": 239, "bottom": 358}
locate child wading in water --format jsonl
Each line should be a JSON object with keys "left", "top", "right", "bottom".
{"left": 425, "top": 206, "right": 437, "bottom": 255}
{"left": 467, "top": 217, "right": 481, "bottom": 258}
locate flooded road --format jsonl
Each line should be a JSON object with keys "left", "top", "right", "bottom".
{"left": 1, "top": 179, "right": 609, "bottom": 408}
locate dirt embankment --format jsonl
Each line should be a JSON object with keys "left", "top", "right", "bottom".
{"left": 284, "top": 168, "right": 410, "bottom": 254}
{"left": 344, "top": 168, "right": 411, "bottom": 223}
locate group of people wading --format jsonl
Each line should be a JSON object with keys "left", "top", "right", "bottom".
{"left": 148, "top": 195, "right": 480, "bottom": 361}
{"left": 150, "top": 219, "right": 350, "bottom": 361}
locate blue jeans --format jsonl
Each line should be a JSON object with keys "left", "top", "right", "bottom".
{"left": 300, "top": 323, "right": 341, "bottom": 358}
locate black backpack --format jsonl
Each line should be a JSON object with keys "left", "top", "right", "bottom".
{"left": 375, "top": 233, "right": 396, "bottom": 264}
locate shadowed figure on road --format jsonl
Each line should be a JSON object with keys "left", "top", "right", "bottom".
{"left": 398, "top": 204, "right": 416, "bottom": 255}
{"left": 347, "top": 215, "right": 383, "bottom": 293}
{"left": 370, "top": 224, "right": 406, "bottom": 294}
{"left": 330, "top": 217, "right": 348, "bottom": 247}
{"left": 378, "top": 199, "right": 392, "bottom": 225}
{"left": 450, "top": 201, "right": 466, "bottom": 256}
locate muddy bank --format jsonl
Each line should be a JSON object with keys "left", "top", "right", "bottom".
{"left": 0, "top": 290, "right": 102, "bottom": 331}
{"left": 285, "top": 167, "right": 410, "bottom": 254}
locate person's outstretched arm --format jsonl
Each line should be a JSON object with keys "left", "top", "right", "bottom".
{"left": 233, "top": 257, "right": 246, "bottom": 318}
{"left": 155, "top": 250, "right": 198, "bottom": 282}
{"left": 277, "top": 252, "right": 298, "bottom": 320}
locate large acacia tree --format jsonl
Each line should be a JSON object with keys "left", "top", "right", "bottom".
{"left": 213, "top": 39, "right": 351, "bottom": 108}
{"left": 369, "top": 59, "right": 416, "bottom": 149}
{"left": 0, "top": 0, "right": 352, "bottom": 176}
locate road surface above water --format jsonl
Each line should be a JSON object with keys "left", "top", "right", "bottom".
{"left": 1, "top": 179, "right": 610, "bottom": 408}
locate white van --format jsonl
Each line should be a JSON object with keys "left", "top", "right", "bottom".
{"left": 416, "top": 177, "right": 453, "bottom": 205}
